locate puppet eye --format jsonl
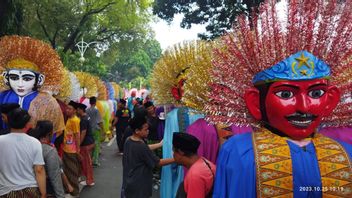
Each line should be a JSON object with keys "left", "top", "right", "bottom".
{"left": 275, "top": 91, "right": 294, "bottom": 99}
{"left": 23, "top": 76, "right": 35, "bottom": 81}
{"left": 9, "top": 74, "right": 19, "bottom": 81}
{"left": 308, "top": 90, "right": 325, "bottom": 99}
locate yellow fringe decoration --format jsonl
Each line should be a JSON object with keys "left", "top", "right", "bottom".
{"left": 111, "top": 82, "right": 121, "bottom": 99}
{"left": 94, "top": 76, "right": 107, "bottom": 100}
{"left": 181, "top": 41, "right": 214, "bottom": 112}
{"left": 74, "top": 71, "right": 97, "bottom": 98}
{"left": 150, "top": 41, "right": 202, "bottom": 105}
{"left": 54, "top": 68, "right": 72, "bottom": 102}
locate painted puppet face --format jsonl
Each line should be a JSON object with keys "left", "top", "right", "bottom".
{"left": 264, "top": 79, "right": 338, "bottom": 139}
{"left": 8, "top": 70, "right": 36, "bottom": 97}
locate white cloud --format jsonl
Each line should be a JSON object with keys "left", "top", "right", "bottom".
{"left": 151, "top": 14, "right": 206, "bottom": 50}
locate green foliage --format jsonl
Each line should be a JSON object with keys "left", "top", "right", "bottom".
{"left": 1, "top": 0, "right": 162, "bottom": 88}
{"left": 0, "top": 0, "right": 23, "bottom": 36}
{"left": 21, "top": 0, "right": 152, "bottom": 51}
{"left": 111, "top": 38, "right": 162, "bottom": 85}
{"left": 152, "top": 0, "right": 264, "bottom": 40}
{"left": 58, "top": 47, "right": 109, "bottom": 78}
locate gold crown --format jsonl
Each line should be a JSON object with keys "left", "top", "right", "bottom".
{"left": 6, "top": 58, "right": 39, "bottom": 72}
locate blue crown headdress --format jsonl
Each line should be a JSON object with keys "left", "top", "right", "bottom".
{"left": 252, "top": 51, "right": 331, "bottom": 85}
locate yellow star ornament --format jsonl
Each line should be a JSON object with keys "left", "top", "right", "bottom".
{"left": 295, "top": 53, "right": 310, "bottom": 68}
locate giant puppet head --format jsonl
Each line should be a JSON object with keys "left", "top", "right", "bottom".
{"left": 0, "top": 36, "right": 64, "bottom": 96}
{"left": 205, "top": 0, "right": 352, "bottom": 140}
{"left": 151, "top": 41, "right": 201, "bottom": 105}
{"left": 244, "top": 51, "right": 340, "bottom": 139}
{"left": 3, "top": 67, "right": 44, "bottom": 97}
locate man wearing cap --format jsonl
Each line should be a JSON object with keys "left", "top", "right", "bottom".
{"left": 173, "top": 132, "right": 216, "bottom": 198}
{"left": 0, "top": 103, "right": 20, "bottom": 135}
{"left": 76, "top": 102, "right": 95, "bottom": 186}
{"left": 0, "top": 108, "right": 46, "bottom": 197}
{"left": 144, "top": 101, "right": 161, "bottom": 142}
{"left": 62, "top": 101, "right": 81, "bottom": 197}
{"left": 113, "top": 98, "right": 131, "bottom": 154}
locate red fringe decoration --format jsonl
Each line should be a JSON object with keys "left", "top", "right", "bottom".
{"left": 205, "top": 0, "right": 352, "bottom": 127}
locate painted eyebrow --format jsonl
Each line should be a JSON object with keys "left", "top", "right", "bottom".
{"left": 22, "top": 74, "right": 35, "bottom": 77}
{"left": 308, "top": 83, "right": 327, "bottom": 89}
{"left": 273, "top": 84, "right": 299, "bottom": 89}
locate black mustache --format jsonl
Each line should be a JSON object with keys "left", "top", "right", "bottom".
{"left": 285, "top": 112, "right": 318, "bottom": 120}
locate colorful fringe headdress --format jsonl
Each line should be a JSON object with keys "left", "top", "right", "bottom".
{"left": 205, "top": 0, "right": 352, "bottom": 127}
{"left": 105, "top": 82, "right": 115, "bottom": 100}
{"left": 95, "top": 77, "right": 107, "bottom": 100}
{"left": 74, "top": 71, "right": 98, "bottom": 98}
{"left": 150, "top": 41, "right": 201, "bottom": 105}
{"left": 111, "top": 82, "right": 121, "bottom": 99}
{"left": 0, "top": 35, "right": 64, "bottom": 93}
{"left": 54, "top": 68, "right": 71, "bottom": 102}
{"left": 181, "top": 41, "right": 214, "bottom": 112}
{"left": 68, "top": 72, "right": 81, "bottom": 102}
{"left": 54, "top": 71, "right": 81, "bottom": 103}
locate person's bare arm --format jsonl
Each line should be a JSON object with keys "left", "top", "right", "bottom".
{"left": 61, "top": 172, "right": 73, "bottom": 193}
{"left": 34, "top": 165, "right": 46, "bottom": 198}
{"left": 112, "top": 117, "right": 118, "bottom": 127}
{"left": 148, "top": 140, "right": 163, "bottom": 150}
{"left": 74, "top": 132, "right": 80, "bottom": 154}
{"left": 158, "top": 158, "right": 175, "bottom": 166}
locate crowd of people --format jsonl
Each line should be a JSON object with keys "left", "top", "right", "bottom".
{"left": 0, "top": 93, "right": 216, "bottom": 198}
{"left": 0, "top": 99, "right": 96, "bottom": 198}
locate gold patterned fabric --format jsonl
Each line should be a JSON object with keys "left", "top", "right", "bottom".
{"left": 253, "top": 128, "right": 352, "bottom": 198}
{"left": 28, "top": 92, "right": 65, "bottom": 134}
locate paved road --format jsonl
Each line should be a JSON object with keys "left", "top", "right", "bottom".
{"left": 80, "top": 138, "right": 160, "bottom": 198}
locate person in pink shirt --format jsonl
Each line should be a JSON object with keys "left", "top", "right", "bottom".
{"left": 173, "top": 132, "right": 216, "bottom": 198}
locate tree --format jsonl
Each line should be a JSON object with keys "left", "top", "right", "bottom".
{"left": 111, "top": 38, "right": 162, "bottom": 86}
{"left": 0, "top": 0, "right": 23, "bottom": 36}
{"left": 1, "top": 0, "right": 161, "bottom": 87}
{"left": 21, "top": 0, "right": 151, "bottom": 53}
{"left": 152, "top": 0, "right": 264, "bottom": 40}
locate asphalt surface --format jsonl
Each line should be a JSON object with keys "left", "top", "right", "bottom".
{"left": 80, "top": 138, "right": 160, "bottom": 198}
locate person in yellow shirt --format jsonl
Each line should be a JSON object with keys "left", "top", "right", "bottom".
{"left": 63, "top": 101, "right": 81, "bottom": 197}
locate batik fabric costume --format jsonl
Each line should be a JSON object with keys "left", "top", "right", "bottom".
{"left": 0, "top": 36, "right": 65, "bottom": 134}
{"left": 205, "top": 0, "right": 352, "bottom": 197}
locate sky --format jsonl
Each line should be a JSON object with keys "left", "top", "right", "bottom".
{"left": 151, "top": 14, "right": 207, "bottom": 50}
{"left": 150, "top": 1, "right": 287, "bottom": 50}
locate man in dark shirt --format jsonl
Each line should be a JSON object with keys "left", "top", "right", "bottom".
{"left": 113, "top": 99, "right": 131, "bottom": 154}
{"left": 76, "top": 103, "right": 95, "bottom": 186}
{"left": 144, "top": 102, "right": 161, "bottom": 141}
{"left": 0, "top": 103, "right": 20, "bottom": 135}
{"left": 122, "top": 116, "right": 174, "bottom": 198}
